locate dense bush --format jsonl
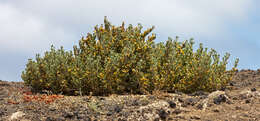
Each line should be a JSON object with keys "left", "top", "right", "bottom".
{"left": 21, "top": 17, "right": 239, "bottom": 95}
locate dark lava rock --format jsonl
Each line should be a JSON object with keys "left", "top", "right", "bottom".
{"left": 63, "top": 112, "right": 74, "bottom": 118}
{"left": 178, "top": 98, "right": 184, "bottom": 103}
{"left": 251, "top": 88, "right": 257, "bottom": 92}
{"left": 118, "top": 118, "right": 127, "bottom": 121}
{"left": 132, "top": 99, "right": 139, "bottom": 106}
{"left": 212, "top": 108, "right": 220, "bottom": 112}
{"left": 0, "top": 108, "right": 5, "bottom": 116}
{"left": 196, "top": 103, "right": 204, "bottom": 110}
{"left": 77, "top": 114, "right": 88, "bottom": 119}
{"left": 84, "top": 117, "right": 92, "bottom": 121}
{"left": 230, "top": 82, "right": 235, "bottom": 86}
{"left": 108, "top": 104, "right": 122, "bottom": 115}
{"left": 147, "top": 95, "right": 156, "bottom": 100}
{"left": 45, "top": 117, "right": 53, "bottom": 121}
{"left": 185, "top": 98, "right": 199, "bottom": 106}
{"left": 245, "top": 99, "right": 251, "bottom": 103}
{"left": 168, "top": 101, "right": 177, "bottom": 108}
{"left": 118, "top": 111, "right": 130, "bottom": 118}
{"left": 130, "top": 98, "right": 149, "bottom": 106}
{"left": 221, "top": 87, "right": 226, "bottom": 91}
{"left": 232, "top": 97, "right": 238, "bottom": 100}
{"left": 114, "top": 105, "right": 122, "bottom": 113}
{"left": 181, "top": 98, "right": 200, "bottom": 107}
{"left": 107, "top": 111, "right": 113, "bottom": 116}
{"left": 158, "top": 109, "right": 168, "bottom": 120}
{"left": 98, "top": 97, "right": 105, "bottom": 100}
{"left": 213, "top": 94, "right": 227, "bottom": 105}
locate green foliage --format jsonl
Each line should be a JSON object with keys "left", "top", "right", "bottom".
{"left": 21, "top": 46, "right": 75, "bottom": 94}
{"left": 21, "top": 17, "right": 239, "bottom": 95}
{"left": 154, "top": 38, "right": 239, "bottom": 93}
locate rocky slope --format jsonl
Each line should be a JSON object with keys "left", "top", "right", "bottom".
{"left": 0, "top": 69, "right": 260, "bottom": 121}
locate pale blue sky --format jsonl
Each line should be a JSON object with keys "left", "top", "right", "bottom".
{"left": 0, "top": 0, "right": 259, "bottom": 82}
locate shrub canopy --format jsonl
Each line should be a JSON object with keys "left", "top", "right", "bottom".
{"left": 21, "top": 17, "right": 239, "bottom": 96}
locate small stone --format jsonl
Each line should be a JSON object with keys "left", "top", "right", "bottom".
{"left": 63, "top": 112, "right": 74, "bottom": 118}
{"left": 243, "top": 114, "right": 249, "bottom": 117}
{"left": 197, "top": 103, "right": 203, "bottom": 110}
{"left": 132, "top": 99, "right": 139, "bottom": 106}
{"left": 229, "top": 82, "right": 234, "bottom": 86}
{"left": 178, "top": 98, "right": 184, "bottom": 102}
{"left": 148, "top": 95, "right": 156, "bottom": 100}
{"left": 77, "top": 114, "right": 86, "bottom": 119}
{"left": 46, "top": 117, "right": 53, "bottom": 121}
{"left": 158, "top": 109, "right": 168, "bottom": 120}
{"left": 49, "top": 107, "right": 56, "bottom": 111}
{"left": 251, "top": 88, "right": 257, "bottom": 92}
{"left": 232, "top": 97, "right": 238, "bottom": 100}
{"left": 181, "top": 103, "right": 187, "bottom": 107}
{"left": 98, "top": 97, "right": 105, "bottom": 100}
{"left": 168, "top": 101, "right": 177, "bottom": 108}
{"left": 239, "top": 90, "right": 253, "bottom": 99}
{"left": 191, "top": 115, "right": 200, "bottom": 120}
{"left": 185, "top": 98, "right": 199, "bottom": 106}
{"left": 220, "top": 87, "right": 226, "bottom": 91}
{"left": 0, "top": 109, "right": 5, "bottom": 116}
{"left": 114, "top": 105, "right": 122, "bottom": 113}
{"left": 212, "top": 108, "right": 220, "bottom": 112}
{"left": 107, "top": 111, "right": 113, "bottom": 116}
{"left": 10, "top": 111, "right": 25, "bottom": 120}
{"left": 213, "top": 94, "right": 227, "bottom": 105}
{"left": 118, "top": 118, "right": 127, "bottom": 121}
{"left": 245, "top": 99, "right": 250, "bottom": 103}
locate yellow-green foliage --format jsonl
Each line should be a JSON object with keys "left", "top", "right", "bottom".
{"left": 154, "top": 38, "right": 239, "bottom": 93}
{"left": 21, "top": 46, "right": 75, "bottom": 94}
{"left": 21, "top": 17, "right": 239, "bottom": 95}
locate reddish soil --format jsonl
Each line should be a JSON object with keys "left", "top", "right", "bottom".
{"left": 0, "top": 69, "right": 260, "bottom": 121}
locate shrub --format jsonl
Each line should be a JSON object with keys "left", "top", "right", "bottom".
{"left": 21, "top": 46, "right": 75, "bottom": 94}
{"left": 21, "top": 17, "right": 239, "bottom": 95}
{"left": 154, "top": 38, "right": 239, "bottom": 93}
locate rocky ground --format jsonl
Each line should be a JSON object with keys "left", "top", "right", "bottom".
{"left": 0, "top": 69, "right": 260, "bottom": 121}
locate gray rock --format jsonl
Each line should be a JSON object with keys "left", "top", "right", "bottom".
{"left": 168, "top": 100, "right": 177, "bottom": 108}
{"left": 158, "top": 108, "right": 168, "bottom": 120}
{"left": 239, "top": 90, "right": 260, "bottom": 99}
{"left": 213, "top": 94, "right": 227, "bottom": 105}
{"left": 9, "top": 111, "right": 25, "bottom": 121}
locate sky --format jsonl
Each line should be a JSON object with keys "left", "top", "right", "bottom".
{"left": 0, "top": 0, "right": 260, "bottom": 82}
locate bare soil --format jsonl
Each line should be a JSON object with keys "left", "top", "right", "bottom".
{"left": 1, "top": 69, "right": 260, "bottom": 121}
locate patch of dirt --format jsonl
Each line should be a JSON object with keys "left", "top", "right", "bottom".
{"left": 1, "top": 69, "right": 260, "bottom": 121}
